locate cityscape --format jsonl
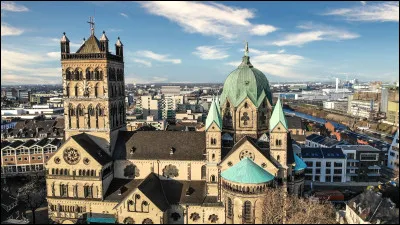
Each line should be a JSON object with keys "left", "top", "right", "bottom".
{"left": 1, "top": 1, "right": 399, "bottom": 224}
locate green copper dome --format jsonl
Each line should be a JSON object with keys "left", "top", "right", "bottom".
{"left": 221, "top": 157, "right": 275, "bottom": 184}
{"left": 220, "top": 43, "right": 272, "bottom": 108}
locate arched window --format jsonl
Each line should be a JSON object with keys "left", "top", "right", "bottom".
{"left": 94, "top": 83, "right": 99, "bottom": 97}
{"left": 52, "top": 168, "right": 55, "bottom": 175}
{"left": 66, "top": 69, "right": 72, "bottom": 80}
{"left": 226, "top": 102, "right": 230, "bottom": 108}
{"left": 55, "top": 168, "right": 59, "bottom": 175}
{"left": 277, "top": 155, "right": 280, "bottom": 162}
{"left": 79, "top": 170, "right": 82, "bottom": 176}
{"left": 201, "top": 165, "right": 206, "bottom": 180}
{"left": 88, "top": 104, "right": 94, "bottom": 128}
{"left": 141, "top": 201, "right": 149, "bottom": 212}
{"left": 211, "top": 175, "right": 216, "bottom": 183}
{"left": 212, "top": 153, "right": 215, "bottom": 160}
{"left": 227, "top": 198, "right": 233, "bottom": 219}
{"left": 74, "top": 84, "right": 79, "bottom": 97}
{"left": 243, "top": 201, "right": 252, "bottom": 223}
{"left": 66, "top": 84, "right": 70, "bottom": 97}
{"left": 244, "top": 102, "right": 248, "bottom": 108}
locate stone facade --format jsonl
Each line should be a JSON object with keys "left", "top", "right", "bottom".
{"left": 45, "top": 31, "right": 305, "bottom": 224}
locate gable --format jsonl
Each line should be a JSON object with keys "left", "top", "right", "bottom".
{"left": 271, "top": 121, "right": 288, "bottom": 133}
{"left": 206, "top": 121, "right": 221, "bottom": 132}
{"left": 46, "top": 137, "right": 103, "bottom": 169}
{"left": 220, "top": 137, "right": 278, "bottom": 176}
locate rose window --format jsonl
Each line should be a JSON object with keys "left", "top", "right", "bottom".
{"left": 239, "top": 150, "right": 255, "bottom": 161}
{"left": 63, "top": 148, "right": 80, "bottom": 165}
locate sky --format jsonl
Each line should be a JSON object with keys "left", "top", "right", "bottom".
{"left": 1, "top": 1, "right": 399, "bottom": 85}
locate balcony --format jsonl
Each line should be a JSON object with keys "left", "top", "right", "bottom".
{"left": 368, "top": 165, "right": 381, "bottom": 170}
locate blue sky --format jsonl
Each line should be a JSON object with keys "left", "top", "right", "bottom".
{"left": 1, "top": 1, "right": 399, "bottom": 85}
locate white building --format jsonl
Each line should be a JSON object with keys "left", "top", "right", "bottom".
{"left": 347, "top": 99, "right": 379, "bottom": 118}
{"left": 387, "top": 129, "right": 399, "bottom": 171}
{"left": 161, "top": 86, "right": 180, "bottom": 96}
{"left": 141, "top": 95, "right": 161, "bottom": 120}
{"left": 301, "top": 147, "right": 347, "bottom": 182}
{"left": 127, "top": 115, "right": 166, "bottom": 131}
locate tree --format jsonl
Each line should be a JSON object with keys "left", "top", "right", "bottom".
{"left": 261, "top": 187, "right": 336, "bottom": 224}
{"left": 17, "top": 176, "right": 47, "bottom": 224}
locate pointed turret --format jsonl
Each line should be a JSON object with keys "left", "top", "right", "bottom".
{"left": 269, "top": 98, "right": 288, "bottom": 131}
{"left": 60, "top": 32, "right": 70, "bottom": 54}
{"left": 205, "top": 96, "right": 222, "bottom": 131}
{"left": 115, "top": 37, "right": 123, "bottom": 57}
{"left": 100, "top": 31, "right": 109, "bottom": 52}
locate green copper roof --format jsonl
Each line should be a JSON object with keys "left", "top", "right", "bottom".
{"left": 220, "top": 44, "right": 272, "bottom": 108}
{"left": 221, "top": 157, "right": 275, "bottom": 184}
{"left": 269, "top": 98, "right": 288, "bottom": 131}
{"left": 294, "top": 154, "right": 307, "bottom": 171}
{"left": 205, "top": 97, "right": 222, "bottom": 131}
{"left": 215, "top": 95, "right": 221, "bottom": 115}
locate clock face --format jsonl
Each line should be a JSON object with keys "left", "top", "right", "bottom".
{"left": 239, "top": 150, "right": 255, "bottom": 161}
{"left": 63, "top": 148, "right": 80, "bottom": 165}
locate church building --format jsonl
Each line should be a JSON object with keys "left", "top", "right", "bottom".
{"left": 45, "top": 22, "right": 306, "bottom": 224}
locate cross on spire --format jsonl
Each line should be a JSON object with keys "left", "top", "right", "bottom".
{"left": 87, "top": 16, "right": 95, "bottom": 36}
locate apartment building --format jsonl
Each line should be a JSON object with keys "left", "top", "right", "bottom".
{"left": 1, "top": 138, "right": 62, "bottom": 177}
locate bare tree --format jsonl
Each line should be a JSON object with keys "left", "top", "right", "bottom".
{"left": 17, "top": 176, "right": 47, "bottom": 224}
{"left": 262, "top": 187, "right": 336, "bottom": 224}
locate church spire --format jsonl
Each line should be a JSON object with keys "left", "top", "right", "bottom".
{"left": 244, "top": 41, "right": 249, "bottom": 56}
{"left": 269, "top": 98, "right": 288, "bottom": 131}
{"left": 205, "top": 96, "right": 222, "bottom": 131}
{"left": 239, "top": 41, "right": 252, "bottom": 68}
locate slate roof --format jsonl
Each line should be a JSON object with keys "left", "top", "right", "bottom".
{"left": 340, "top": 145, "right": 381, "bottom": 152}
{"left": 306, "top": 134, "right": 342, "bottom": 147}
{"left": 286, "top": 116, "right": 303, "bottom": 130}
{"left": 105, "top": 176, "right": 208, "bottom": 206}
{"left": 71, "top": 133, "right": 112, "bottom": 166}
{"left": 22, "top": 139, "right": 36, "bottom": 148}
{"left": 348, "top": 189, "right": 399, "bottom": 223}
{"left": 301, "top": 147, "right": 346, "bottom": 159}
{"left": 138, "top": 173, "right": 170, "bottom": 212}
{"left": 76, "top": 35, "right": 101, "bottom": 54}
{"left": 222, "top": 136, "right": 270, "bottom": 161}
{"left": 113, "top": 131, "right": 206, "bottom": 161}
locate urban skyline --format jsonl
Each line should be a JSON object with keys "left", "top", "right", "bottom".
{"left": 1, "top": 1, "right": 399, "bottom": 85}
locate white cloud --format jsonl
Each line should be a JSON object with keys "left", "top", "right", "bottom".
{"left": 136, "top": 50, "right": 181, "bottom": 64}
{"left": 249, "top": 24, "right": 277, "bottom": 36}
{"left": 133, "top": 58, "right": 152, "bottom": 67}
{"left": 229, "top": 47, "right": 307, "bottom": 78}
{"left": 193, "top": 46, "right": 229, "bottom": 60}
{"left": 46, "top": 52, "right": 60, "bottom": 60}
{"left": 278, "top": 49, "right": 285, "bottom": 54}
{"left": 1, "top": 49, "right": 61, "bottom": 84}
{"left": 125, "top": 75, "right": 168, "bottom": 84}
{"left": 360, "top": 1, "right": 367, "bottom": 6}
{"left": 138, "top": 1, "right": 277, "bottom": 40}
{"left": 49, "top": 38, "right": 81, "bottom": 48}
{"left": 324, "top": 1, "right": 399, "bottom": 22}
{"left": 1, "top": 22, "right": 24, "bottom": 36}
{"left": 120, "top": 12, "right": 128, "bottom": 18}
{"left": 272, "top": 22, "right": 359, "bottom": 46}
{"left": 1, "top": 1, "right": 29, "bottom": 12}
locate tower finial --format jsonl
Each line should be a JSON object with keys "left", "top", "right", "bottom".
{"left": 244, "top": 41, "right": 249, "bottom": 56}
{"left": 87, "top": 16, "right": 95, "bottom": 36}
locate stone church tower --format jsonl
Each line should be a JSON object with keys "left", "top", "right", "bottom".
{"left": 61, "top": 20, "right": 126, "bottom": 155}
{"left": 219, "top": 43, "right": 273, "bottom": 143}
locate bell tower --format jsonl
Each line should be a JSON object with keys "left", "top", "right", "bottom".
{"left": 205, "top": 97, "right": 222, "bottom": 197}
{"left": 61, "top": 18, "right": 126, "bottom": 155}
